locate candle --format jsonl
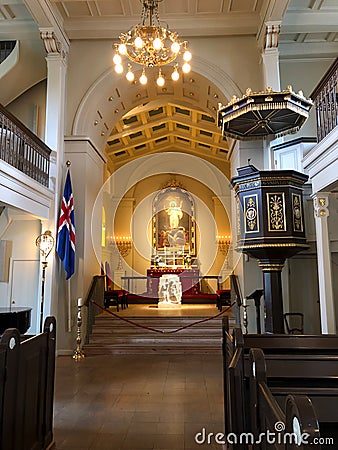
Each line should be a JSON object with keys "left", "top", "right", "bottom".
{"left": 78, "top": 297, "right": 83, "bottom": 307}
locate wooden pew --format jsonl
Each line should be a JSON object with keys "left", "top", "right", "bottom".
{"left": 249, "top": 348, "right": 321, "bottom": 450}
{"left": 0, "top": 316, "right": 56, "bottom": 450}
{"left": 222, "top": 323, "right": 338, "bottom": 449}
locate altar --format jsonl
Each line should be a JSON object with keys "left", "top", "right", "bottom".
{"left": 147, "top": 268, "right": 200, "bottom": 298}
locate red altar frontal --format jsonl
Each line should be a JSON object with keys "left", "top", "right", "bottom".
{"left": 147, "top": 268, "right": 200, "bottom": 297}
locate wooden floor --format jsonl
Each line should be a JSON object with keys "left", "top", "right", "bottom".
{"left": 53, "top": 353, "right": 225, "bottom": 450}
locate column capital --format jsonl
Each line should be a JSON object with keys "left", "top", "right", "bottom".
{"left": 313, "top": 193, "right": 330, "bottom": 218}
{"left": 264, "top": 21, "right": 281, "bottom": 51}
{"left": 40, "top": 28, "right": 68, "bottom": 63}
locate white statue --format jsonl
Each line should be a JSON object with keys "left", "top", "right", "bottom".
{"left": 158, "top": 274, "right": 182, "bottom": 308}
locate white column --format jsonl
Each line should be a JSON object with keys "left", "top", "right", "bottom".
{"left": 261, "top": 21, "right": 282, "bottom": 170}
{"left": 41, "top": 29, "right": 68, "bottom": 191}
{"left": 261, "top": 21, "right": 281, "bottom": 91}
{"left": 39, "top": 29, "right": 69, "bottom": 321}
{"left": 313, "top": 193, "right": 336, "bottom": 333}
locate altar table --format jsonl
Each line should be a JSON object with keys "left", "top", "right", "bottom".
{"left": 146, "top": 268, "right": 200, "bottom": 297}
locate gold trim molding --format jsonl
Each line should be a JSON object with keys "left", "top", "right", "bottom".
{"left": 258, "top": 262, "right": 285, "bottom": 272}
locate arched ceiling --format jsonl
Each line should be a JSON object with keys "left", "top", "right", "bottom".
{"left": 103, "top": 66, "right": 230, "bottom": 170}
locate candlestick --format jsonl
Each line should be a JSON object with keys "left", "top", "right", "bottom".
{"left": 72, "top": 303, "right": 85, "bottom": 361}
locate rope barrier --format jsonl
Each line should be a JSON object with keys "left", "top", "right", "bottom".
{"left": 90, "top": 299, "right": 236, "bottom": 334}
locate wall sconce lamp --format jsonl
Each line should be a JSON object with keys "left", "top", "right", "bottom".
{"left": 35, "top": 230, "right": 55, "bottom": 333}
{"left": 108, "top": 235, "right": 132, "bottom": 269}
{"left": 216, "top": 235, "right": 231, "bottom": 256}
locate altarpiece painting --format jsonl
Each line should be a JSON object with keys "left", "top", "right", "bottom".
{"left": 152, "top": 182, "right": 196, "bottom": 256}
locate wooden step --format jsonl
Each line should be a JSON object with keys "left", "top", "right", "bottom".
{"left": 84, "top": 313, "right": 235, "bottom": 355}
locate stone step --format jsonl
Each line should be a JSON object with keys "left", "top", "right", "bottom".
{"left": 84, "top": 345, "right": 222, "bottom": 355}
{"left": 84, "top": 313, "right": 234, "bottom": 355}
{"left": 93, "top": 315, "right": 228, "bottom": 327}
{"left": 89, "top": 335, "right": 221, "bottom": 344}
{"left": 91, "top": 327, "right": 222, "bottom": 336}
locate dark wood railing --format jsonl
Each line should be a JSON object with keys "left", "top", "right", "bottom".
{"left": 0, "top": 104, "right": 51, "bottom": 187}
{"left": 311, "top": 58, "right": 338, "bottom": 142}
{"left": 0, "top": 41, "right": 16, "bottom": 64}
{"left": 84, "top": 275, "right": 105, "bottom": 342}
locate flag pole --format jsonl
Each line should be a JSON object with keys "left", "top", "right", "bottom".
{"left": 56, "top": 160, "right": 76, "bottom": 333}
{"left": 66, "top": 160, "right": 72, "bottom": 333}
{"left": 67, "top": 279, "right": 72, "bottom": 332}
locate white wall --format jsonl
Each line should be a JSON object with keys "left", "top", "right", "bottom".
{"left": 0, "top": 214, "right": 41, "bottom": 333}
{"left": 7, "top": 79, "right": 47, "bottom": 140}
{"left": 65, "top": 35, "right": 263, "bottom": 141}
{"left": 280, "top": 58, "right": 334, "bottom": 140}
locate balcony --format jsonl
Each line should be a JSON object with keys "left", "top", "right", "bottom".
{"left": 311, "top": 58, "right": 338, "bottom": 142}
{"left": 0, "top": 104, "right": 51, "bottom": 187}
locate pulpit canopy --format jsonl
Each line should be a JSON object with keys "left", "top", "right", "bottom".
{"left": 218, "top": 86, "right": 313, "bottom": 141}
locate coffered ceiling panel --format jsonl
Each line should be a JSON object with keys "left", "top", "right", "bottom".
{"left": 196, "top": 0, "right": 224, "bottom": 13}
{"left": 163, "top": 0, "right": 189, "bottom": 14}
{"left": 96, "top": 1, "right": 125, "bottom": 16}
{"left": 60, "top": 2, "right": 93, "bottom": 18}
{"left": 287, "top": 0, "right": 338, "bottom": 10}
{"left": 0, "top": 3, "right": 32, "bottom": 20}
{"left": 229, "top": 0, "right": 261, "bottom": 13}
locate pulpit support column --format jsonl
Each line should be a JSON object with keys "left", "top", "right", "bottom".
{"left": 259, "top": 260, "right": 285, "bottom": 333}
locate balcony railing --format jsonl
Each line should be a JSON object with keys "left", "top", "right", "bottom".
{"left": 0, "top": 41, "right": 16, "bottom": 64}
{"left": 0, "top": 104, "right": 51, "bottom": 187}
{"left": 311, "top": 57, "right": 338, "bottom": 142}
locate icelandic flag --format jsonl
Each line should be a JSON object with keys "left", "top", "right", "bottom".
{"left": 56, "top": 170, "right": 75, "bottom": 279}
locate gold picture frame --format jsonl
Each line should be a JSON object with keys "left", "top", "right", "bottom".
{"left": 152, "top": 185, "right": 196, "bottom": 255}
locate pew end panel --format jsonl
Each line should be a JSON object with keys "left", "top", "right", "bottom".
{"left": 0, "top": 316, "right": 56, "bottom": 450}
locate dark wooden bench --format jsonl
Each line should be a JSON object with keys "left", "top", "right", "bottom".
{"left": 0, "top": 316, "right": 56, "bottom": 450}
{"left": 222, "top": 320, "right": 338, "bottom": 449}
{"left": 104, "top": 289, "right": 128, "bottom": 311}
{"left": 216, "top": 289, "right": 231, "bottom": 310}
{"left": 248, "top": 348, "right": 322, "bottom": 450}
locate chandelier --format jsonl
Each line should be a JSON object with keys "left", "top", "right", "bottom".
{"left": 113, "top": 0, "right": 192, "bottom": 86}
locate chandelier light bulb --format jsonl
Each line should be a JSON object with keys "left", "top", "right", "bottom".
{"left": 156, "top": 71, "right": 165, "bottom": 87}
{"left": 183, "top": 50, "right": 192, "bottom": 62}
{"left": 153, "top": 38, "right": 163, "bottom": 50}
{"left": 139, "top": 71, "right": 148, "bottom": 85}
{"left": 171, "top": 41, "right": 180, "bottom": 54}
{"left": 171, "top": 67, "right": 179, "bottom": 81}
{"left": 182, "top": 62, "right": 191, "bottom": 74}
{"left": 118, "top": 43, "right": 127, "bottom": 55}
{"left": 126, "top": 66, "right": 135, "bottom": 82}
{"left": 134, "top": 37, "right": 143, "bottom": 49}
{"left": 114, "top": 63, "right": 124, "bottom": 74}
{"left": 113, "top": 52, "right": 122, "bottom": 65}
